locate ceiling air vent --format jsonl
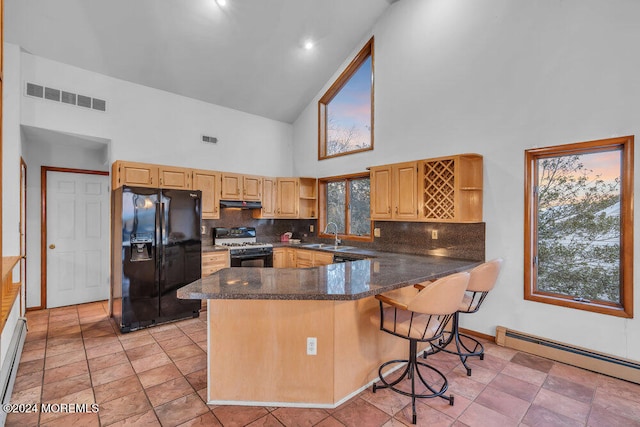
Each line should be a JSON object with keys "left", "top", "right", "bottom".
{"left": 201, "top": 135, "right": 218, "bottom": 144}
{"left": 24, "top": 82, "right": 107, "bottom": 113}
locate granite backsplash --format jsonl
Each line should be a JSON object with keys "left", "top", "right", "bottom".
{"left": 202, "top": 209, "right": 484, "bottom": 262}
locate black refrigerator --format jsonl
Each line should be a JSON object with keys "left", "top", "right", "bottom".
{"left": 111, "top": 185, "right": 202, "bottom": 333}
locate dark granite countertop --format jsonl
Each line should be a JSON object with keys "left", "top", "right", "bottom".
{"left": 178, "top": 251, "right": 479, "bottom": 301}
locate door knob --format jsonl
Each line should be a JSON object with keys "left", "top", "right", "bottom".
{"left": 49, "top": 244, "right": 56, "bottom": 249}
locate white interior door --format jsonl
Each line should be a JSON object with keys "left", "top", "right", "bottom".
{"left": 46, "top": 171, "right": 110, "bottom": 308}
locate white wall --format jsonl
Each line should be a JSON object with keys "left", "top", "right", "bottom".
{"left": 6, "top": 45, "right": 297, "bottom": 308}
{"left": 19, "top": 50, "right": 294, "bottom": 177}
{"left": 293, "top": 0, "right": 640, "bottom": 361}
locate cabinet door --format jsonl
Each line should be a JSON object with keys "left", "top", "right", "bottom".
{"left": 370, "top": 166, "right": 392, "bottom": 220}
{"left": 113, "top": 161, "right": 159, "bottom": 188}
{"left": 295, "top": 249, "right": 314, "bottom": 268}
{"left": 313, "top": 252, "right": 334, "bottom": 266}
{"left": 202, "top": 252, "right": 229, "bottom": 277}
{"left": 243, "top": 175, "right": 263, "bottom": 201}
{"left": 393, "top": 162, "right": 418, "bottom": 220}
{"left": 159, "top": 166, "right": 192, "bottom": 189}
{"left": 221, "top": 173, "right": 243, "bottom": 200}
{"left": 254, "top": 177, "right": 276, "bottom": 218}
{"left": 273, "top": 248, "right": 286, "bottom": 268}
{"left": 276, "top": 178, "right": 299, "bottom": 218}
{"left": 193, "top": 170, "right": 221, "bottom": 219}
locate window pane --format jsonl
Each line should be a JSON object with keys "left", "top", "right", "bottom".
{"left": 326, "top": 56, "right": 372, "bottom": 157}
{"left": 536, "top": 150, "right": 621, "bottom": 303}
{"left": 327, "top": 181, "right": 346, "bottom": 233}
{"left": 349, "top": 178, "right": 371, "bottom": 236}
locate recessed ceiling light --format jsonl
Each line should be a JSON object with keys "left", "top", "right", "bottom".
{"left": 304, "top": 40, "right": 314, "bottom": 50}
{"left": 216, "top": 0, "right": 227, "bottom": 7}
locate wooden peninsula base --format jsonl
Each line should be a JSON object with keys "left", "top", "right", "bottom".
{"left": 207, "top": 286, "right": 422, "bottom": 407}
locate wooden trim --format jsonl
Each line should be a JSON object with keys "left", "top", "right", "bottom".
{"left": 40, "top": 166, "right": 109, "bottom": 310}
{"left": 459, "top": 327, "right": 495, "bottom": 343}
{"left": 524, "top": 136, "right": 634, "bottom": 318}
{"left": 318, "top": 37, "right": 374, "bottom": 160}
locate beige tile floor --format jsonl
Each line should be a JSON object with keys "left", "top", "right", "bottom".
{"left": 6, "top": 301, "right": 640, "bottom": 426}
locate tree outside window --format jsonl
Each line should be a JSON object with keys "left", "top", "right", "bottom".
{"left": 320, "top": 174, "right": 371, "bottom": 241}
{"left": 318, "top": 38, "right": 374, "bottom": 160}
{"left": 524, "top": 136, "right": 634, "bottom": 318}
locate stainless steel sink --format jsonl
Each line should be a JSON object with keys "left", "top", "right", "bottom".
{"left": 300, "top": 243, "right": 354, "bottom": 251}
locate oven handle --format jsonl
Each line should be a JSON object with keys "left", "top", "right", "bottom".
{"left": 230, "top": 253, "right": 273, "bottom": 260}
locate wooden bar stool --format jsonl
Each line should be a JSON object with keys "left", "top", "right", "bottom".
{"left": 421, "top": 258, "right": 503, "bottom": 376}
{"left": 371, "top": 272, "right": 470, "bottom": 425}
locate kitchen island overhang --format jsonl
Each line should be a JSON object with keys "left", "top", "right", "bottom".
{"left": 178, "top": 254, "right": 480, "bottom": 408}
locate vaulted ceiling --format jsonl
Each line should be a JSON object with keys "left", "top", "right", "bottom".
{"left": 5, "top": 0, "right": 397, "bottom": 123}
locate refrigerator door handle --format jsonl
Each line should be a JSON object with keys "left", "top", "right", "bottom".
{"left": 159, "top": 202, "right": 167, "bottom": 268}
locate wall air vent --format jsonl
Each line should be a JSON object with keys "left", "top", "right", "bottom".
{"left": 24, "top": 82, "right": 107, "bottom": 113}
{"left": 202, "top": 135, "right": 218, "bottom": 144}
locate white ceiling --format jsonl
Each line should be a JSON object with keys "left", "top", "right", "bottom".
{"left": 5, "top": 0, "right": 396, "bottom": 124}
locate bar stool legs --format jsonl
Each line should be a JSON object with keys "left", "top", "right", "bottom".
{"left": 426, "top": 312, "right": 485, "bottom": 376}
{"left": 373, "top": 339, "right": 453, "bottom": 424}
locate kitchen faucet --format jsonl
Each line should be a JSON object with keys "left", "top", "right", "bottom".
{"left": 324, "top": 222, "right": 341, "bottom": 246}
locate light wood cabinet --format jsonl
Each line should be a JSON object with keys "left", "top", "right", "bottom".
{"left": 294, "top": 249, "right": 333, "bottom": 267}
{"left": 370, "top": 161, "right": 418, "bottom": 221}
{"left": 112, "top": 161, "right": 159, "bottom": 189}
{"left": 295, "top": 249, "right": 315, "bottom": 268}
{"left": 243, "top": 175, "right": 263, "bottom": 201}
{"left": 254, "top": 177, "right": 276, "bottom": 218}
{"left": 418, "top": 154, "right": 483, "bottom": 222}
{"left": 221, "top": 172, "right": 243, "bottom": 200}
{"left": 276, "top": 178, "right": 299, "bottom": 218}
{"left": 221, "top": 173, "right": 262, "bottom": 201}
{"left": 202, "top": 251, "right": 230, "bottom": 277}
{"left": 193, "top": 169, "right": 221, "bottom": 219}
{"left": 159, "top": 165, "right": 192, "bottom": 189}
{"left": 298, "top": 178, "right": 318, "bottom": 219}
{"left": 273, "top": 247, "right": 297, "bottom": 268}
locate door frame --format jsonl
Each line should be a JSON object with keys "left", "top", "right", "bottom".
{"left": 40, "top": 166, "right": 109, "bottom": 310}
{"left": 20, "top": 158, "right": 26, "bottom": 314}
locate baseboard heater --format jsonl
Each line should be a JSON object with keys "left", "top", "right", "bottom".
{"left": 0, "top": 318, "right": 28, "bottom": 426}
{"left": 496, "top": 326, "right": 640, "bottom": 385}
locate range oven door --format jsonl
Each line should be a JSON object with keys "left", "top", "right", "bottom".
{"left": 230, "top": 251, "right": 273, "bottom": 268}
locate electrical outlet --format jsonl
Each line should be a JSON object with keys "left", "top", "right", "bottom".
{"left": 374, "top": 227, "right": 381, "bottom": 237}
{"left": 310, "top": 225, "right": 314, "bottom": 233}
{"left": 431, "top": 230, "right": 438, "bottom": 240}
{"left": 307, "top": 337, "right": 317, "bottom": 355}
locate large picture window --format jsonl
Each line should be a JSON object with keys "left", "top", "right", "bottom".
{"left": 524, "top": 136, "right": 634, "bottom": 317}
{"left": 318, "top": 38, "right": 374, "bottom": 160}
{"left": 319, "top": 173, "right": 371, "bottom": 242}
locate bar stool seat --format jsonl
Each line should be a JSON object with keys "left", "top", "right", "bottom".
{"left": 370, "top": 272, "right": 470, "bottom": 425}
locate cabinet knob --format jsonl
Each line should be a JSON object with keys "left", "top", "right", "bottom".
{"left": 49, "top": 244, "right": 56, "bottom": 249}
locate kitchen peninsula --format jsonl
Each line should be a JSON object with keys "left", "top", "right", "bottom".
{"left": 178, "top": 251, "right": 479, "bottom": 408}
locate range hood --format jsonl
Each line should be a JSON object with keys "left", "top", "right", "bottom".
{"left": 220, "top": 200, "right": 262, "bottom": 209}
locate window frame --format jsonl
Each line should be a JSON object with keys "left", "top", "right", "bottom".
{"left": 318, "top": 37, "right": 374, "bottom": 160}
{"left": 318, "top": 172, "right": 373, "bottom": 243}
{"left": 524, "top": 135, "right": 634, "bottom": 318}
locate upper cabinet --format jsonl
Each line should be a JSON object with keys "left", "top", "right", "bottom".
{"left": 159, "top": 165, "right": 192, "bottom": 189}
{"left": 370, "top": 161, "right": 418, "bottom": 221}
{"left": 193, "top": 169, "right": 221, "bottom": 219}
{"left": 370, "top": 154, "right": 483, "bottom": 223}
{"left": 112, "top": 161, "right": 159, "bottom": 189}
{"left": 221, "top": 173, "right": 243, "bottom": 200}
{"left": 243, "top": 175, "right": 263, "bottom": 201}
{"left": 418, "top": 154, "right": 483, "bottom": 223}
{"left": 221, "top": 173, "right": 262, "bottom": 201}
{"left": 276, "top": 178, "right": 299, "bottom": 218}
{"left": 253, "top": 177, "right": 277, "bottom": 219}
{"left": 298, "top": 178, "right": 318, "bottom": 219}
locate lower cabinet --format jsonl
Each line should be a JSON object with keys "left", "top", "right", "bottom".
{"left": 274, "top": 248, "right": 335, "bottom": 268}
{"left": 202, "top": 251, "right": 230, "bottom": 277}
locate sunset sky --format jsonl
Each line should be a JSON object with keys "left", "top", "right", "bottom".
{"left": 327, "top": 56, "right": 372, "bottom": 150}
